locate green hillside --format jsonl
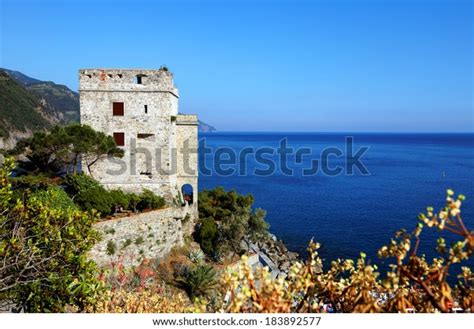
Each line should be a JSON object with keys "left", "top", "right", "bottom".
{"left": 1, "top": 68, "right": 80, "bottom": 123}
{"left": 28, "top": 82, "right": 80, "bottom": 122}
{"left": 0, "top": 71, "right": 50, "bottom": 138}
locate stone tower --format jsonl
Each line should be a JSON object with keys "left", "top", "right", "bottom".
{"left": 79, "top": 68, "right": 198, "bottom": 209}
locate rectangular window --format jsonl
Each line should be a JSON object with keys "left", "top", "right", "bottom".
{"left": 137, "top": 133, "right": 154, "bottom": 139}
{"left": 112, "top": 102, "right": 124, "bottom": 116}
{"left": 113, "top": 132, "right": 125, "bottom": 146}
{"left": 144, "top": 105, "right": 148, "bottom": 114}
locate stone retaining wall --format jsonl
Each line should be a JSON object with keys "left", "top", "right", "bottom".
{"left": 89, "top": 206, "right": 195, "bottom": 267}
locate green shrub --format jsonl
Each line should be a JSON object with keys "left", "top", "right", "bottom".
{"left": 137, "top": 189, "right": 165, "bottom": 211}
{"left": 188, "top": 250, "right": 205, "bottom": 264}
{"left": 175, "top": 264, "right": 217, "bottom": 298}
{"left": 106, "top": 240, "right": 116, "bottom": 255}
{"left": 122, "top": 239, "right": 132, "bottom": 249}
{"left": 10, "top": 173, "right": 52, "bottom": 191}
{"left": 195, "top": 218, "right": 218, "bottom": 256}
{"left": 248, "top": 208, "right": 269, "bottom": 240}
{"left": 128, "top": 193, "right": 141, "bottom": 212}
{"left": 197, "top": 187, "right": 270, "bottom": 257}
{"left": 63, "top": 173, "right": 113, "bottom": 216}
{"left": 63, "top": 176, "right": 164, "bottom": 215}
{"left": 109, "top": 189, "right": 130, "bottom": 210}
{"left": 0, "top": 158, "right": 102, "bottom": 312}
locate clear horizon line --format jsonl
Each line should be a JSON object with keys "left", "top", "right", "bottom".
{"left": 200, "top": 130, "right": 474, "bottom": 134}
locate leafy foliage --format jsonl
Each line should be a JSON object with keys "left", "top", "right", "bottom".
{"left": 128, "top": 193, "right": 142, "bottom": 213}
{"left": 221, "top": 190, "right": 473, "bottom": 313}
{"left": 11, "top": 126, "right": 69, "bottom": 175}
{"left": 248, "top": 208, "right": 269, "bottom": 240}
{"left": 106, "top": 241, "right": 117, "bottom": 256}
{"left": 136, "top": 188, "right": 166, "bottom": 211}
{"left": 109, "top": 189, "right": 131, "bottom": 210}
{"left": 31, "top": 185, "right": 78, "bottom": 212}
{"left": 64, "top": 124, "right": 124, "bottom": 175}
{"left": 176, "top": 264, "right": 218, "bottom": 299}
{"left": 195, "top": 218, "right": 218, "bottom": 256}
{"left": 63, "top": 173, "right": 114, "bottom": 216}
{"left": 85, "top": 288, "right": 190, "bottom": 313}
{"left": 84, "top": 259, "right": 190, "bottom": 313}
{"left": 63, "top": 174, "right": 166, "bottom": 217}
{"left": 0, "top": 158, "right": 102, "bottom": 312}
{"left": 196, "top": 187, "right": 269, "bottom": 258}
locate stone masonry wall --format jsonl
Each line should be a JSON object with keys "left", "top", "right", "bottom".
{"left": 81, "top": 69, "right": 200, "bottom": 268}
{"left": 176, "top": 114, "right": 199, "bottom": 205}
{"left": 79, "top": 69, "right": 181, "bottom": 201}
{"left": 89, "top": 206, "right": 194, "bottom": 267}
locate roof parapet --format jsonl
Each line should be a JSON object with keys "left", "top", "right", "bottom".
{"left": 79, "top": 68, "right": 178, "bottom": 97}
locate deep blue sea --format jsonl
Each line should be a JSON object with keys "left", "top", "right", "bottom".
{"left": 198, "top": 133, "right": 474, "bottom": 271}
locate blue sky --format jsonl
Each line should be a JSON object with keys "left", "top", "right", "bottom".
{"left": 1, "top": 0, "right": 472, "bottom": 132}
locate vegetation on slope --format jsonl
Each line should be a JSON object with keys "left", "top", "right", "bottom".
{"left": 0, "top": 158, "right": 102, "bottom": 312}
{"left": 1, "top": 68, "right": 80, "bottom": 124}
{"left": 0, "top": 124, "right": 472, "bottom": 313}
{"left": 27, "top": 82, "right": 80, "bottom": 122}
{"left": 10, "top": 124, "right": 164, "bottom": 217}
{"left": 221, "top": 190, "right": 473, "bottom": 313}
{"left": 195, "top": 187, "right": 269, "bottom": 260}
{"left": 81, "top": 188, "right": 473, "bottom": 313}
{"left": 0, "top": 71, "right": 50, "bottom": 138}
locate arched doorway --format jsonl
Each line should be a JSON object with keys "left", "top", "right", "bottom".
{"left": 181, "top": 184, "right": 193, "bottom": 206}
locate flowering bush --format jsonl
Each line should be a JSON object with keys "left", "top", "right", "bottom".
{"left": 85, "top": 288, "right": 190, "bottom": 313}
{"left": 221, "top": 190, "right": 473, "bottom": 313}
{"left": 84, "top": 258, "right": 192, "bottom": 313}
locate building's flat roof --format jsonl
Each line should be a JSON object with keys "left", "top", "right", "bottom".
{"left": 80, "top": 68, "right": 169, "bottom": 72}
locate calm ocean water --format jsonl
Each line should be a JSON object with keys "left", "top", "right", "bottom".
{"left": 198, "top": 132, "right": 474, "bottom": 270}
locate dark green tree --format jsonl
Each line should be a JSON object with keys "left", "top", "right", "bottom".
{"left": 11, "top": 124, "right": 124, "bottom": 177}
{"left": 195, "top": 217, "right": 219, "bottom": 256}
{"left": 66, "top": 124, "right": 124, "bottom": 175}
{"left": 11, "top": 126, "right": 69, "bottom": 176}
{"left": 197, "top": 187, "right": 269, "bottom": 257}
{"left": 248, "top": 208, "right": 269, "bottom": 240}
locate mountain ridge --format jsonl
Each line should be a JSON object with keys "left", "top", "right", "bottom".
{"left": 0, "top": 70, "right": 65, "bottom": 147}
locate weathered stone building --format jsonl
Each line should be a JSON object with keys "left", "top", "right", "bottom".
{"left": 79, "top": 68, "right": 198, "bottom": 209}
